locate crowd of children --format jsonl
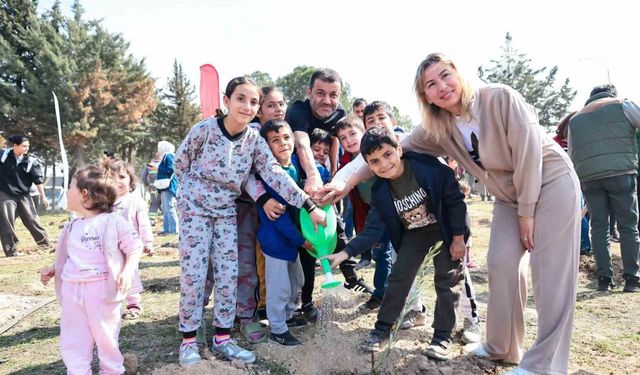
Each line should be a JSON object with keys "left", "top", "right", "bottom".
{"left": 39, "top": 73, "right": 487, "bottom": 373}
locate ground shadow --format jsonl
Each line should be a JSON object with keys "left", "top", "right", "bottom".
{"left": 7, "top": 360, "right": 65, "bottom": 375}
{"left": 0, "top": 325, "right": 59, "bottom": 349}
{"left": 139, "top": 260, "right": 179, "bottom": 269}
{"left": 143, "top": 275, "right": 180, "bottom": 293}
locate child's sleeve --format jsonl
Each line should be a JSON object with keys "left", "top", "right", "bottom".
{"left": 252, "top": 136, "right": 308, "bottom": 209}
{"left": 174, "top": 120, "right": 208, "bottom": 180}
{"left": 440, "top": 166, "right": 467, "bottom": 237}
{"left": 258, "top": 207, "right": 306, "bottom": 249}
{"left": 116, "top": 216, "right": 143, "bottom": 256}
{"left": 343, "top": 204, "right": 386, "bottom": 257}
{"left": 135, "top": 198, "right": 154, "bottom": 250}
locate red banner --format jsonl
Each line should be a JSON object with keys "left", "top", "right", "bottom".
{"left": 199, "top": 64, "right": 220, "bottom": 119}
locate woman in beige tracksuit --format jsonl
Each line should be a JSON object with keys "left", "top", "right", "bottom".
{"left": 332, "top": 53, "right": 580, "bottom": 375}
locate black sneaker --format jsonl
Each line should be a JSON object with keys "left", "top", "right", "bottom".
{"left": 344, "top": 277, "right": 374, "bottom": 294}
{"left": 355, "top": 258, "right": 372, "bottom": 270}
{"left": 360, "top": 328, "right": 390, "bottom": 352}
{"left": 359, "top": 295, "right": 383, "bottom": 312}
{"left": 301, "top": 302, "right": 319, "bottom": 323}
{"left": 597, "top": 276, "right": 615, "bottom": 291}
{"left": 623, "top": 276, "right": 640, "bottom": 293}
{"left": 424, "top": 338, "right": 452, "bottom": 361}
{"left": 270, "top": 331, "right": 301, "bottom": 346}
{"left": 286, "top": 315, "right": 308, "bottom": 328}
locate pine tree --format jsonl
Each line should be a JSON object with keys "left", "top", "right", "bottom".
{"left": 477, "top": 33, "right": 576, "bottom": 128}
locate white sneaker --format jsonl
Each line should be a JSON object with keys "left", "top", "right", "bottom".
{"left": 462, "top": 318, "right": 482, "bottom": 344}
{"left": 470, "top": 342, "right": 490, "bottom": 358}
{"left": 211, "top": 339, "right": 256, "bottom": 364}
{"left": 179, "top": 342, "right": 201, "bottom": 366}
{"left": 503, "top": 367, "right": 539, "bottom": 375}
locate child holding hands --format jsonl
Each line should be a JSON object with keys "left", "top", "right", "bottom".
{"left": 41, "top": 166, "right": 142, "bottom": 375}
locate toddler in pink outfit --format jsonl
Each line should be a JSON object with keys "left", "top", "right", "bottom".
{"left": 102, "top": 158, "right": 154, "bottom": 320}
{"left": 41, "top": 166, "right": 142, "bottom": 375}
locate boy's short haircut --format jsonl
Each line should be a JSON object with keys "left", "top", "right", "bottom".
{"left": 260, "top": 119, "right": 292, "bottom": 139}
{"left": 360, "top": 126, "right": 399, "bottom": 161}
{"left": 363, "top": 101, "right": 395, "bottom": 122}
{"left": 352, "top": 98, "right": 367, "bottom": 109}
{"left": 310, "top": 128, "right": 332, "bottom": 148}
{"left": 332, "top": 114, "right": 365, "bottom": 136}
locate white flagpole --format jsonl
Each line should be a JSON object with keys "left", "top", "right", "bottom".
{"left": 52, "top": 92, "right": 69, "bottom": 204}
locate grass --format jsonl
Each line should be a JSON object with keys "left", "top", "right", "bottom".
{"left": 1, "top": 199, "right": 639, "bottom": 374}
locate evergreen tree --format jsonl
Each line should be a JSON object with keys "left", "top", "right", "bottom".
{"left": 477, "top": 33, "right": 576, "bottom": 128}
{"left": 275, "top": 65, "right": 315, "bottom": 105}
{"left": 248, "top": 70, "right": 274, "bottom": 87}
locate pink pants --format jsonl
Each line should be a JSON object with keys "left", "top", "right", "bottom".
{"left": 60, "top": 280, "right": 124, "bottom": 375}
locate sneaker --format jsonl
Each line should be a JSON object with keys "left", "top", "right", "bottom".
{"left": 400, "top": 308, "right": 427, "bottom": 330}
{"left": 359, "top": 295, "right": 383, "bottom": 312}
{"left": 424, "top": 338, "right": 452, "bottom": 361}
{"left": 610, "top": 231, "right": 620, "bottom": 243}
{"left": 361, "top": 328, "right": 390, "bottom": 352}
{"left": 270, "top": 330, "right": 301, "bottom": 346}
{"left": 286, "top": 315, "right": 308, "bottom": 328}
{"left": 355, "top": 258, "right": 372, "bottom": 270}
{"left": 344, "top": 277, "right": 374, "bottom": 294}
{"left": 211, "top": 339, "right": 256, "bottom": 364}
{"left": 462, "top": 318, "right": 482, "bottom": 344}
{"left": 300, "top": 302, "right": 319, "bottom": 323}
{"left": 470, "top": 343, "right": 490, "bottom": 358}
{"left": 623, "top": 276, "right": 640, "bottom": 293}
{"left": 597, "top": 276, "right": 615, "bottom": 291}
{"left": 179, "top": 342, "right": 201, "bottom": 366}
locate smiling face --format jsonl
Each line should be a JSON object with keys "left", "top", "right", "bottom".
{"left": 364, "top": 143, "right": 404, "bottom": 180}
{"left": 265, "top": 127, "right": 295, "bottom": 166}
{"left": 421, "top": 61, "right": 464, "bottom": 115}
{"left": 259, "top": 90, "right": 286, "bottom": 123}
{"left": 311, "top": 142, "right": 330, "bottom": 165}
{"left": 337, "top": 127, "right": 364, "bottom": 155}
{"left": 223, "top": 83, "right": 261, "bottom": 126}
{"left": 364, "top": 108, "right": 396, "bottom": 132}
{"left": 307, "top": 79, "right": 342, "bottom": 120}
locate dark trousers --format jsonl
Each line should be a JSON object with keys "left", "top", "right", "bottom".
{"left": 299, "top": 205, "right": 358, "bottom": 305}
{"left": 0, "top": 190, "right": 49, "bottom": 256}
{"left": 376, "top": 226, "right": 463, "bottom": 337}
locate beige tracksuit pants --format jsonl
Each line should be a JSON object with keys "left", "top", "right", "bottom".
{"left": 484, "top": 172, "right": 580, "bottom": 375}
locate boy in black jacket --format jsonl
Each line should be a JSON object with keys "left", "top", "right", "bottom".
{"left": 327, "top": 126, "right": 467, "bottom": 361}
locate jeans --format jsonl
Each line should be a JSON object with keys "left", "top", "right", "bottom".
{"left": 371, "top": 234, "right": 393, "bottom": 299}
{"left": 161, "top": 190, "right": 178, "bottom": 234}
{"left": 343, "top": 197, "right": 354, "bottom": 239}
{"left": 581, "top": 215, "right": 591, "bottom": 251}
{"left": 582, "top": 174, "right": 640, "bottom": 279}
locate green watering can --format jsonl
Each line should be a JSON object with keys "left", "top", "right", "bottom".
{"left": 299, "top": 205, "right": 342, "bottom": 289}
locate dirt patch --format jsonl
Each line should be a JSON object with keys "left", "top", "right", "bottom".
{"left": 149, "top": 360, "right": 247, "bottom": 375}
{"left": 0, "top": 293, "right": 48, "bottom": 327}
{"left": 579, "top": 253, "right": 626, "bottom": 284}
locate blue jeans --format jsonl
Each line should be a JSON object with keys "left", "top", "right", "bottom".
{"left": 582, "top": 174, "right": 640, "bottom": 279}
{"left": 581, "top": 215, "right": 591, "bottom": 251}
{"left": 161, "top": 190, "right": 178, "bottom": 234}
{"left": 343, "top": 197, "right": 354, "bottom": 239}
{"left": 371, "top": 233, "right": 393, "bottom": 299}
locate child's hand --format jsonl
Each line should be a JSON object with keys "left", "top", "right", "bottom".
{"left": 263, "top": 198, "right": 285, "bottom": 221}
{"left": 40, "top": 265, "right": 55, "bottom": 285}
{"left": 302, "top": 241, "right": 318, "bottom": 257}
{"left": 143, "top": 247, "right": 154, "bottom": 257}
{"left": 116, "top": 269, "right": 134, "bottom": 293}
{"left": 308, "top": 207, "right": 327, "bottom": 232}
{"left": 323, "top": 250, "right": 349, "bottom": 269}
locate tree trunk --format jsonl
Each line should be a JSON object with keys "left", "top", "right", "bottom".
{"left": 74, "top": 146, "right": 86, "bottom": 168}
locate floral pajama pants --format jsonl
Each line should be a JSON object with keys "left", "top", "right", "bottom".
{"left": 178, "top": 212, "right": 238, "bottom": 332}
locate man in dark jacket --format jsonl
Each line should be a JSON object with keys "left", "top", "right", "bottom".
{"left": 568, "top": 84, "right": 640, "bottom": 292}
{"left": 0, "top": 135, "right": 50, "bottom": 256}
{"left": 327, "top": 127, "right": 467, "bottom": 361}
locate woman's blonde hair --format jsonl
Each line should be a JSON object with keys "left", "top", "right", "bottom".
{"left": 413, "top": 53, "right": 474, "bottom": 142}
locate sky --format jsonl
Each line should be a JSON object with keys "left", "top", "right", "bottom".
{"left": 38, "top": 0, "right": 640, "bottom": 124}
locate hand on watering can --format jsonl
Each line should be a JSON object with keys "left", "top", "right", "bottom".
{"left": 308, "top": 206, "right": 327, "bottom": 232}
{"left": 303, "top": 241, "right": 318, "bottom": 257}
{"left": 323, "top": 250, "right": 349, "bottom": 269}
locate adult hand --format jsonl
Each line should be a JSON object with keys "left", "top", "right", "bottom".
{"left": 519, "top": 216, "right": 535, "bottom": 251}
{"left": 323, "top": 250, "right": 349, "bottom": 269}
{"left": 40, "top": 265, "right": 55, "bottom": 285}
{"left": 309, "top": 207, "right": 327, "bottom": 232}
{"left": 41, "top": 196, "right": 50, "bottom": 209}
{"left": 263, "top": 198, "right": 285, "bottom": 221}
{"left": 303, "top": 174, "right": 322, "bottom": 195}
{"left": 315, "top": 181, "right": 349, "bottom": 206}
{"left": 450, "top": 236, "right": 466, "bottom": 261}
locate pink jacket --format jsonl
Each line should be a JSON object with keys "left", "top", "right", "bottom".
{"left": 114, "top": 193, "right": 154, "bottom": 251}
{"left": 54, "top": 212, "right": 143, "bottom": 303}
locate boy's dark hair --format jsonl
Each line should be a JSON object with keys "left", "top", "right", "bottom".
{"left": 363, "top": 101, "right": 395, "bottom": 123}
{"left": 360, "top": 126, "right": 399, "bottom": 161}
{"left": 8, "top": 135, "right": 28, "bottom": 145}
{"left": 332, "top": 114, "right": 364, "bottom": 136}
{"left": 73, "top": 165, "right": 117, "bottom": 213}
{"left": 309, "top": 68, "right": 343, "bottom": 90}
{"left": 100, "top": 157, "right": 138, "bottom": 192}
{"left": 309, "top": 128, "right": 332, "bottom": 148}
{"left": 260, "top": 119, "right": 292, "bottom": 139}
{"left": 352, "top": 98, "right": 367, "bottom": 108}
{"left": 590, "top": 84, "right": 617, "bottom": 97}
